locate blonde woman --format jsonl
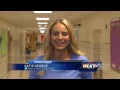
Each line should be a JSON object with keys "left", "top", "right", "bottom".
{"left": 29, "top": 18, "right": 93, "bottom": 79}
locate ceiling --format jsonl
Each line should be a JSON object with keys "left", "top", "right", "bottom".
{"left": 0, "top": 11, "right": 95, "bottom": 33}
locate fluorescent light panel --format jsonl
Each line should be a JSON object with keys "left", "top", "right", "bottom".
{"left": 38, "top": 25, "right": 41, "bottom": 27}
{"left": 39, "top": 29, "right": 45, "bottom": 33}
{"left": 38, "top": 25, "right": 47, "bottom": 28}
{"left": 36, "top": 18, "right": 49, "bottom": 20}
{"left": 40, "top": 30, "right": 45, "bottom": 33}
{"left": 45, "top": 25, "right": 47, "bottom": 27}
{"left": 37, "top": 22, "right": 48, "bottom": 24}
{"left": 39, "top": 27, "right": 46, "bottom": 29}
{"left": 34, "top": 11, "right": 52, "bottom": 13}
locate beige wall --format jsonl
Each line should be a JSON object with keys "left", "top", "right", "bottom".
{"left": 0, "top": 19, "right": 27, "bottom": 79}
{"left": 79, "top": 11, "right": 120, "bottom": 79}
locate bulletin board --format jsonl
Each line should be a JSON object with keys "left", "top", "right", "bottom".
{"left": 41, "top": 35, "right": 44, "bottom": 42}
{"left": 0, "top": 29, "right": 2, "bottom": 45}
{"left": 110, "top": 18, "right": 120, "bottom": 71}
{"left": 74, "top": 29, "right": 78, "bottom": 38}
{"left": 1, "top": 28, "right": 6, "bottom": 57}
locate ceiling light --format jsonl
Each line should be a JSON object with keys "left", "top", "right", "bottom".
{"left": 45, "top": 25, "right": 47, "bottom": 27}
{"left": 36, "top": 18, "right": 49, "bottom": 20}
{"left": 39, "top": 29, "right": 45, "bottom": 33}
{"left": 38, "top": 25, "right": 41, "bottom": 27}
{"left": 37, "top": 22, "right": 48, "bottom": 24}
{"left": 39, "top": 27, "right": 46, "bottom": 29}
{"left": 40, "top": 30, "right": 45, "bottom": 33}
{"left": 34, "top": 11, "right": 52, "bottom": 13}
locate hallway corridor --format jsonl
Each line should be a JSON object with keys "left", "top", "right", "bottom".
{"left": 1, "top": 11, "right": 120, "bottom": 79}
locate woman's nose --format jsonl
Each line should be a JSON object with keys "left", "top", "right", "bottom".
{"left": 58, "top": 34, "right": 63, "bottom": 39}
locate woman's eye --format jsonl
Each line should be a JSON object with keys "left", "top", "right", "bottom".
{"left": 52, "top": 32, "right": 68, "bottom": 36}
{"left": 53, "top": 32, "right": 58, "bottom": 36}
{"left": 62, "top": 32, "right": 68, "bottom": 36}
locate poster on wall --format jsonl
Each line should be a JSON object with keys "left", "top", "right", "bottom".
{"left": 0, "top": 29, "right": 2, "bottom": 58}
{"left": 110, "top": 18, "right": 120, "bottom": 71}
{"left": 0, "top": 30, "right": 2, "bottom": 45}
{"left": 74, "top": 26, "right": 80, "bottom": 41}
{"left": 1, "top": 29, "right": 6, "bottom": 57}
{"left": 74, "top": 29, "right": 78, "bottom": 38}
{"left": 41, "top": 35, "right": 44, "bottom": 42}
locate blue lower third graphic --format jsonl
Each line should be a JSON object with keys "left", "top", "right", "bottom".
{"left": 11, "top": 61, "right": 101, "bottom": 72}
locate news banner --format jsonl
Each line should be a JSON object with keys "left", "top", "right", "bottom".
{"left": 11, "top": 60, "right": 101, "bottom": 72}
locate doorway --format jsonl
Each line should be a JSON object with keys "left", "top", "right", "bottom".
{"left": 7, "top": 30, "right": 11, "bottom": 71}
{"left": 92, "top": 30, "right": 102, "bottom": 79}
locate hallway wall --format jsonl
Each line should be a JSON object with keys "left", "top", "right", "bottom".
{"left": 0, "top": 18, "right": 27, "bottom": 79}
{"left": 79, "top": 11, "right": 120, "bottom": 79}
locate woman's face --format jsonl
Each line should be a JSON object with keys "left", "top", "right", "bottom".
{"left": 51, "top": 23, "right": 70, "bottom": 51}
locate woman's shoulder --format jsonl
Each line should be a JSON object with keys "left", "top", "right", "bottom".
{"left": 27, "top": 55, "right": 44, "bottom": 64}
{"left": 71, "top": 53, "right": 89, "bottom": 62}
{"left": 34, "top": 55, "right": 44, "bottom": 60}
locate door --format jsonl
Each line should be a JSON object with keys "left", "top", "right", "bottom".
{"left": 7, "top": 30, "right": 11, "bottom": 71}
{"left": 92, "top": 30, "right": 102, "bottom": 79}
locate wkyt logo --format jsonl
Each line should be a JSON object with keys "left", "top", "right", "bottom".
{"left": 79, "top": 62, "right": 101, "bottom": 72}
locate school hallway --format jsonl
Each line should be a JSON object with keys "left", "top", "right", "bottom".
{"left": 0, "top": 11, "right": 120, "bottom": 79}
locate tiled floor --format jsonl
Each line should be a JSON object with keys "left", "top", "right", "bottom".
{"left": 7, "top": 45, "right": 43, "bottom": 79}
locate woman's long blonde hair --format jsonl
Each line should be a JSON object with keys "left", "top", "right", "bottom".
{"left": 43, "top": 18, "right": 84, "bottom": 60}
